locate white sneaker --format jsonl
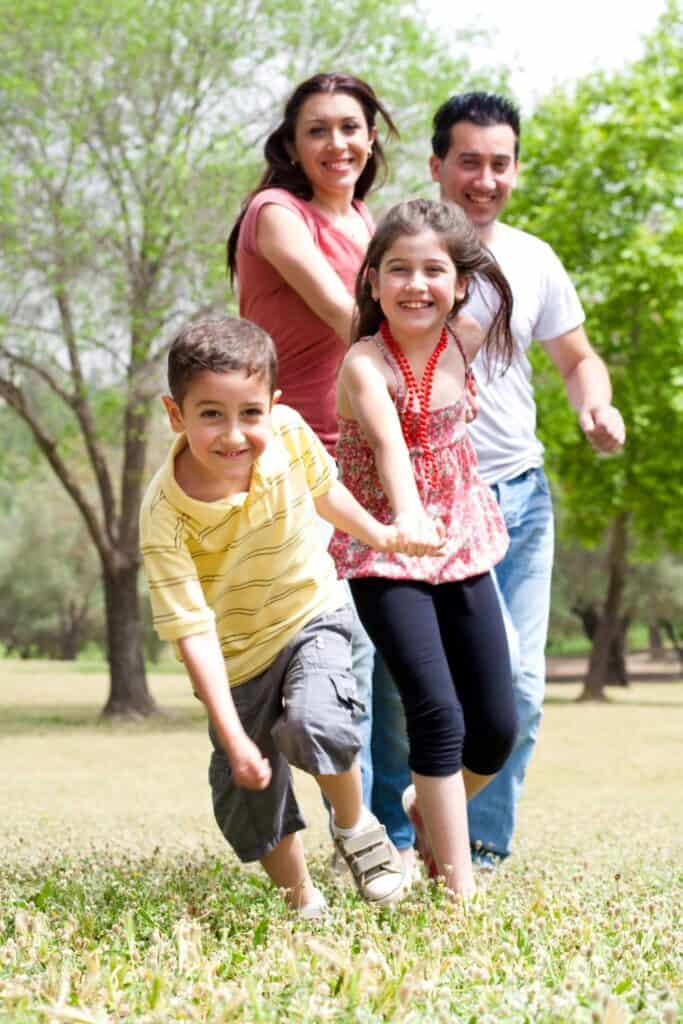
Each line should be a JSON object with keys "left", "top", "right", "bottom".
{"left": 296, "top": 887, "right": 328, "bottom": 919}
{"left": 333, "top": 812, "right": 405, "bottom": 907}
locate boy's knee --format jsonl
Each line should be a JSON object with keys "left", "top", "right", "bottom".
{"left": 272, "top": 680, "right": 360, "bottom": 776}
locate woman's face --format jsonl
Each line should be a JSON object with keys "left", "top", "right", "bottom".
{"left": 288, "top": 91, "right": 375, "bottom": 201}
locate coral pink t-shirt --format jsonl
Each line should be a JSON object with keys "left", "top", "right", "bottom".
{"left": 236, "top": 188, "right": 374, "bottom": 454}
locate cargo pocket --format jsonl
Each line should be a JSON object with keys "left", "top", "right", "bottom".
{"left": 330, "top": 673, "right": 365, "bottom": 716}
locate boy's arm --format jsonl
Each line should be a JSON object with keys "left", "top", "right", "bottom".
{"left": 314, "top": 481, "right": 444, "bottom": 559}
{"left": 178, "top": 631, "right": 271, "bottom": 791}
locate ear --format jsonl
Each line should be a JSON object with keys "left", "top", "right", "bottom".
{"left": 369, "top": 267, "right": 380, "bottom": 301}
{"left": 284, "top": 140, "right": 298, "bottom": 165}
{"left": 161, "top": 394, "right": 184, "bottom": 434}
{"left": 271, "top": 388, "right": 282, "bottom": 406}
{"left": 454, "top": 274, "right": 469, "bottom": 303}
{"left": 429, "top": 154, "right": 442, "bottom": 184}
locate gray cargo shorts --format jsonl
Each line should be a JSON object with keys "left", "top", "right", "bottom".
{"left": 208, "top": 605, "right": 363, "bottom": 863}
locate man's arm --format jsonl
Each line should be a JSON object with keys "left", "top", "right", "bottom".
{"left": 178, "top": 631, "right": 271, "bottom": 791}
{"left": 544, "top": 326, "right": 625, "bottom": 453}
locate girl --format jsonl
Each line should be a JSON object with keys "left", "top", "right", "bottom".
{"left": 331, "top": 198, "right": 518, "bottom": 897}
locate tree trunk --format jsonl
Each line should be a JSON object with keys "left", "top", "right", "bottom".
{"left": 579, "top": 513, "right": 630, "bottom": 702}
{"left": 101, "top": 560, "right": 158, "bottom": 718}
{"left": 660, "top": 620, "right": 683, "bottom": 668}
{"left": 648, "top": 623, "right": 663, "bottom": 659}
{"left": 572, "top": 603, "right": 628, "bottom": 683}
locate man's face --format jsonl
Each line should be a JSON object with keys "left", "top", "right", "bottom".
{"left": 429, "top": 121, "right": 518, "bottom": 233}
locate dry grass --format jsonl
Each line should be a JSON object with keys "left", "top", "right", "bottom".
{"left": 1, "top": 659, "right": 681, "bottom": 1022}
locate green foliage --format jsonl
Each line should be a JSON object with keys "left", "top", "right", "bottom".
{"left": 0, "top": 0, "right": 500, "bottom": 692}
{"left": 509, "top": 1, "right": 683, "bottom": 558}
{"left": 0, "top": 476, "right": 104, "bottom": 658}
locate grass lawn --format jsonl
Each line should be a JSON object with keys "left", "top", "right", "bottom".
{"left": 1, "top": 659, "right": 681, "bottom": 1023}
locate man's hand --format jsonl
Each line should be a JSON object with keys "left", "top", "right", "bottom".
{"left": 578, "top": 405, "right": 625, "bottom": 454}
{"left": 384, "top": 510, "right": 446, "bottom": 557}
{"left": 227, "top": 735, "right": 271, "bottom": 790}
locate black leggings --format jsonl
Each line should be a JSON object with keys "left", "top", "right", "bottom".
{"left": 351, "top": 573, "right": 517, "bottom": 777}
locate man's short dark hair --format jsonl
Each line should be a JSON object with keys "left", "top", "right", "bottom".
{"left": 168, "top": 316, "right": 278, "bottom": 407}
{"left": 431, "top": 92, "right": 521, "bottom": 160}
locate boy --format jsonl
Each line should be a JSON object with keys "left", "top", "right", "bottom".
{"left": 140, "top": 316, "right": 441, "bottom": 915}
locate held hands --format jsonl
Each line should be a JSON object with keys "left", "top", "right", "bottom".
{"left": 579, "top": 405, "right": 626, "bottom": 454}
{"left": 385, "top": 509, "right": 446, "bottom": 557}
{"left": 227, "top": 733, "right": 271, "bottom": 791}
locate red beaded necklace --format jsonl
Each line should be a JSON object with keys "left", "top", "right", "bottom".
{"left": 379, "top": 319, "right": 448, "bottom": 486}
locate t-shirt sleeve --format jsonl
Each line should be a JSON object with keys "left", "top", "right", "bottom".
{"left": 278, "top": 407, "right": 334, "bottom": 498}
{"left": 140, "top": 496, "right": 216, "bottom": 642}
{"left": 239, "top": 189, "right": 314, "bottom": 256}
{"left": 535, "top": 243, "right": 586, "bottom": 342}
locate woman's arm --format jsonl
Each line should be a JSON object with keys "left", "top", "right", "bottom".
{"left": 256, "top": 204, "right": 355, "bottom": 343}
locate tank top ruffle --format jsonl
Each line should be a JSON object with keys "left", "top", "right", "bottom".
{"left": 329, "top": 332, "right": 509, "bottom": 583}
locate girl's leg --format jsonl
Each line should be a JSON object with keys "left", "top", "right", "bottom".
{"left": 463, "top": 768, "right": 494, "bottom": 800}
{"left": 351, "top": 578, "right": 472, "bottom": 896}
{"left": 435, "top": 573, "right": 518, "bottom": 781}
{"left": 260, "top": 833, "right": 317, "bottom": 910}
{"left": 412, "top": 770, "right": 474, "bottom": 897}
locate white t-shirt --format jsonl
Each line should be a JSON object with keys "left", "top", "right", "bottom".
{"left": 464, "top": 222, "right": 585, "bottom": 485}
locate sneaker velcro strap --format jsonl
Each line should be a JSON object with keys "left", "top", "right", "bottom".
{"left": 354, "top": 844, "right": 393, "bottom": 874}
{"left": 339, "top": 826, "right": 387, "bottom": 857}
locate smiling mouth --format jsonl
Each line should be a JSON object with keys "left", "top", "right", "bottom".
{"left": 214, "top": 449, "right": 249, "bottom": 459}
{"left": 399, "top": 301, "right": 432, "bottom": 309}
{"left": 323, "top": 158, "right": 354, "bottom": 171}
{"left": 466, "top": 193, "right": 496, "bottom": 205}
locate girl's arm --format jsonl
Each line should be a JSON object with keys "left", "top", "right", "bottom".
{"left": 315, "top": 479, "right": 444, "bottom": 557}
{"left": 339, "top": 347, "right": 441, "bottom": 543}
{"left": 178, "top": 631, "right": 271, "bottom": 791}
{"left": 256, "top": 204, "right": 355, "bottom": 343}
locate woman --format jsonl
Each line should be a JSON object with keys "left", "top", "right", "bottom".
{"left": 227, "top": 72, "right": 398, "bottom": 825}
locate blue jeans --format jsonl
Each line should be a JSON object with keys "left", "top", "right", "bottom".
{"left": 370, "top": 467, "right": 554, "bottom": 858}
{"left": 349, "top": 588, "right": 375, "bottom": 807}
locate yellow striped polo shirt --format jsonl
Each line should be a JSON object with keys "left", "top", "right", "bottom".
{"left": 139, "top": 404, "right": 345, "bottom": 686}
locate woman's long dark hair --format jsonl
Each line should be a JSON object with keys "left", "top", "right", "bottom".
{"left": 227, "top": 72, "right": 398, "bottom": 284}
{"left": 353, "top": 199, "right": 514, "bottom": 373}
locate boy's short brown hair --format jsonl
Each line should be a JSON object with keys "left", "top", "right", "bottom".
{"left": 168, "top": 316, "right": 278, "bottom": 407}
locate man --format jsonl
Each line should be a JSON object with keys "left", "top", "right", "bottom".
{"left": 371, "top": 92, "right": 625, "bottom": 868}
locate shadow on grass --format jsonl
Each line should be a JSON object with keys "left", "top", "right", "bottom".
{"left": 544, "top": 695, "right": 683, "bottom": 707}
{"left": 0, "top": 704, "right": 206, "bottom": 737}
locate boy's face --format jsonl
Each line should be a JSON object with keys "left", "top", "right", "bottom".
{"left": 163, "top": 369, "right": 280, "bottom": 498}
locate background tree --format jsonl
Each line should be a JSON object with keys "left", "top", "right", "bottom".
{"left": 508, "top": 0, "right": 683, "bottom": 699}
{"left": 0, "top": 0, "right": 498, "bottom": 715}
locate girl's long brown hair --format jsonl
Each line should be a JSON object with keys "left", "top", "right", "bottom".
{"left": 353, "top": 199, "right": 514, "bottom": 373}
{"left": 227, "top": 72, "right": 398, "bottom": 284}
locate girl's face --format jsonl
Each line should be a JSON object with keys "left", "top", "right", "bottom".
{"left": 369, "top": 229, "right": 467, "bottom": 342}
{"left": 288, "top": 91, "right": 375, "bottom": 201}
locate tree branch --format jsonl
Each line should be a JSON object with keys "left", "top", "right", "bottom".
{"left": 0, "top": 374, "right": 109, "bottom": 567}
